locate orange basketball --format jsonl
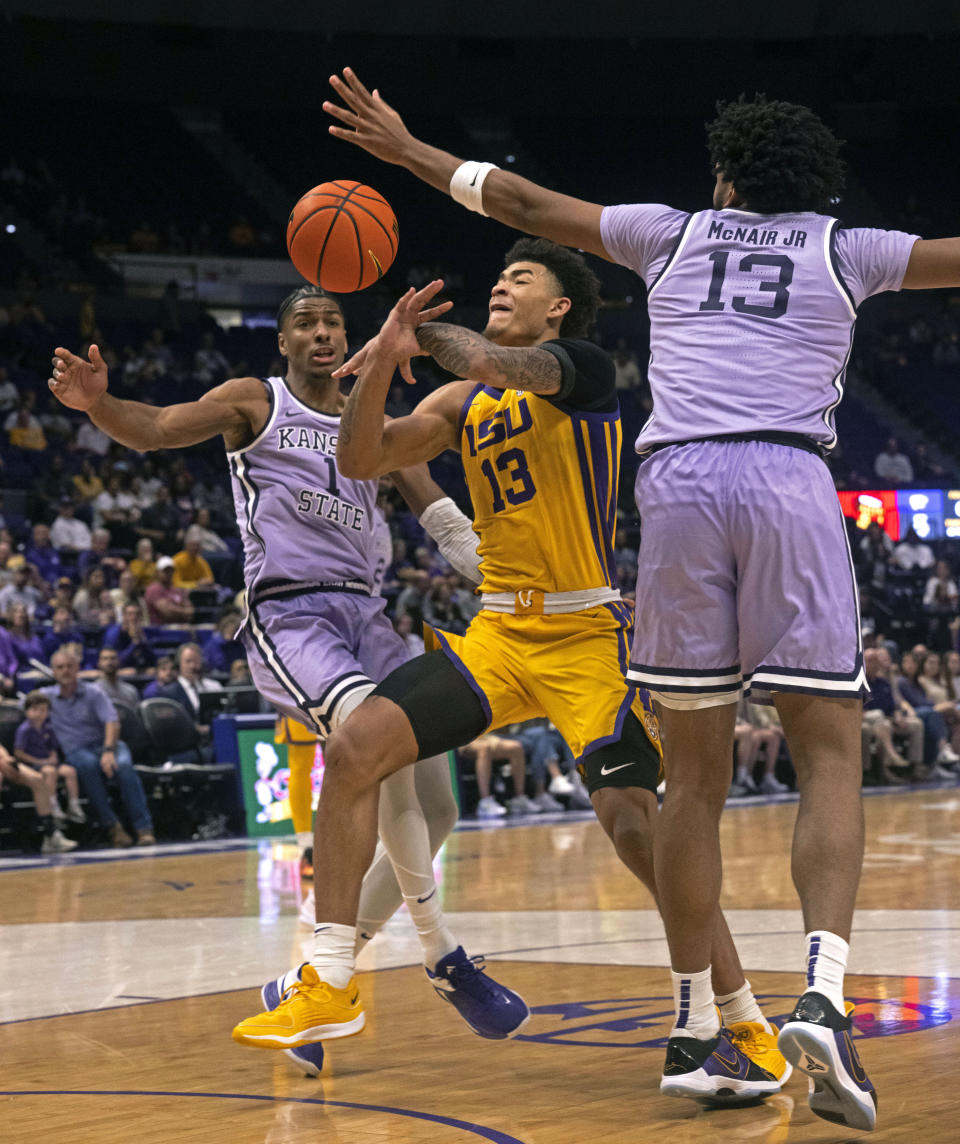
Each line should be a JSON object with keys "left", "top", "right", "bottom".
{"left": 286, "top": 180, "right": 399, "bottom": 293}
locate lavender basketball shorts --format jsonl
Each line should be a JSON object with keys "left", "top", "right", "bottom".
{"left": 627, "top": 439, "right": 867, "bottom": 707}
{"left": 242, "top": 590, "right": 409, "bottom": 737}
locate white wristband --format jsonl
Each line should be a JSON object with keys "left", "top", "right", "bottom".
{"left": 449, "top": 161, "right": 499, "bottom": 216}
{"left": 419, "top": 497, "right": 481, "bottom": 584}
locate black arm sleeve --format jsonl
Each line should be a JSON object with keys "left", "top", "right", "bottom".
{"left": 538, "top": 338, "right": 618, "bottom": 413}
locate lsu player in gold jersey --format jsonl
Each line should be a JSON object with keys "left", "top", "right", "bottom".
{"left": 233, "top": 240, "right": 787, "bottom": 1097}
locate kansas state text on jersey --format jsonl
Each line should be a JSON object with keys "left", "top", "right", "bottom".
{"left": 600, "top": 205, "right": 918, "bottom": 451}
{"left": 228, "top": 377, "right": 380, "bottom": 593}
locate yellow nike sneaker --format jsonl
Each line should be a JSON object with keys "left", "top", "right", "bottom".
{"left": 232, "top": 963, "right": 365, "bottom": 1049}
{"left": 729, "top": 1020, "right": 793, "bottom": 1085}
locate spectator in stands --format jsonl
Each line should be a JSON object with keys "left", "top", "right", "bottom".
{"left": 44, "top": 646, "right": 155, "bottom": 847}
{"left": 460, "top": 730, "right": 538, "bottom": 818}
{"left": 24, "top": 523, "right": 63, "bottom": 586}
{"left": 611, "top": 338, "right": 642, "bottom": 390}
{"left": 172, "top": 534, "right": 215, "bottom": 590}
{"left": 72, "top": 458, "right": 104, "bottom": 505}
{"left": 129, "top": 538, "right": 158, "bottom": 590}
{"left": 862, "top": 647, "right": 922, "bottom": 784}
{"left": 0, "top": 563, "right": 46, "bottom": 618}
{"left": 6, "top": 602, "right": 44, "bottom": 671}
{"left": 0, "top": 623, "right": 19, "bottom": 696}
{"left": 0, "top": 365, "right": 18, "bottom": 413}
{"left": 138, "top": 485, "right": 181, "bottom": 554}
{"left": 75, "top": 416, "right": 110, "bottom": 457}
{"left": 160, "top": 642, "right": 222, "bottom": 735}
{"left": 5, "top": 400, "right": 47, "bottom": 451}
{"left": 227, "top": 215, "right": 256, "bottom": 250}
{"left": 923, "top": 559, "right": 960, "bottom": 651}
{"left": 0, "top": 732, "right": 78, "bottom": 854}
{"left": 144, "top": 556, "right": 194, "bottom": 625}
{"left": 393, "top": 612, "right": 425, "bottom": 657}
{"left": 143, "top": 655, "right": 176, "bottom": 699}
{"left": 78, "top": 528, "right": 125, "bottom": 587}
{"left": 424, "top": 578, "right": 470, "bottom": 635}
{"left": 735, "top": 700, "right": 789, "bottom": 794}
{"left": 95, "top": 647, "right": 141, "bottom": 717}
{"left": 202, "top": 611, "right": 245, "bottom": 675}
{"left": 41, "top": 605, "right": 84, "bottom": 662}
{"left": 12, "top": 691, "right": 85, "bottom": 841}
{"left": 394, "top": 568, "right": 431, "bottom": 635}
{"left": 897, "top": 650, "right": 959, "bottom": 775}
{"left": 892, "top": 526, "right": 935, "bottom": 571}
{"left": 912, "top": 442, "right": 949, "bottom": 485}
{"left": 511, "top": 718, "right": 592, "bottom": 811}
{"left": 0, "top": 541, "right": 14, "bottom": 588}
{"left": 103, "top": 602, "right": 157, "bottom": 674}
{"left": 858, "top": 521, "right": 893, "bottom": 591}
{"left": 50, "top": 496, "right": 93, "bottom": 554}
{"left": 184, "top": 508, "right": 234, "bottom": 584}
{"left": 72, "top": 566, "right": 109, "bottom": 626}
{"left": 192, "top": 331, "right": 231, "bottom": 384}
{"left": 93, "top": 473, "right": 139, "bottom": 547}
{"left": 109, "top": 569, "right": 147, "bottom": 622}
{"left": 874, "top": 436, "right": 914, "bottom": 486}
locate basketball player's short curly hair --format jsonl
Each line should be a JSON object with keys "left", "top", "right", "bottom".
{"left": 276, "top": 285, "right": 342, "bottom": 331}
{"left": 503, "top": 237, "right": 601, "bottom": 339}
{"left": 707, "top": 94, "right": 846, "bottom": 214}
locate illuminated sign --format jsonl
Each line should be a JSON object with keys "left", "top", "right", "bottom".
{"left": 837, "top": 489, "right": 945, "bottom": 541}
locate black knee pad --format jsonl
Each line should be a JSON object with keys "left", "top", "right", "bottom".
{"left": 372, "top": 650, "right": 488, "bottom": 761}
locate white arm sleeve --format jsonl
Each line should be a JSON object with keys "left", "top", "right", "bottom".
{"left": 419, "top": 497, "right": 481, "bottom": 585}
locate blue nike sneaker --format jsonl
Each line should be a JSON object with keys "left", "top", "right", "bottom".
{"left": 660, "top": 1028, "right": 781, "bottom": 1103}
{"left": 778, "top": 992, "right": 877, "bottom": 1132}
{"left": 259, "top": 965, "right": 325, "bottom": 1076}
{"left": 426, "top": 946, "right": 530, "bottom": 1039}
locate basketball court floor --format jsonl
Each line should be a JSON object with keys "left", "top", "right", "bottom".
{"left": 1, "top": 786, "right": 958, "bottom": 1142}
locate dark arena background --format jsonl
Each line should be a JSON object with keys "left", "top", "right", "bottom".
{"left": 1, "top": 3, "right": 958, "bottom": 1141}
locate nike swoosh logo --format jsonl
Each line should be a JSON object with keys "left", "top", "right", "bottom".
{"left": 349, "top": 992, "right": 359, "bottom": 1006}
{"left": 600, "top": 761, "right": 634, "bottom": 776}
{"left": 417, "top": 889, "right": 437, "bottom": 904}
{"left": 470, "top": 171, "right": 480, "bottom": 186}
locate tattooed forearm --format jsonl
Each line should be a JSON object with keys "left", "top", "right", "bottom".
{"left": 415, "top": 323, "right": 561, "bottom": 394}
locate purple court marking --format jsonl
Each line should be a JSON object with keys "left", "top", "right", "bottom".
{"left": 515, "top": 992, "right": 953, "bottom": 1050}
{"left": 0, "top": 1091, "right": 526, "bottom": 1143}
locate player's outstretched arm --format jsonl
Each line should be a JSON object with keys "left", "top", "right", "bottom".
{"left": 50, "top": 344, "right": 265, "bottom": 451}
{"left": 325, "top": 67, "right": 608, "bottom": 260}
{"left": 415, "top": 323, "right": 563, "bottom": 396}
{"left": 901, "top": 238, "right": 960, "bottom": 290}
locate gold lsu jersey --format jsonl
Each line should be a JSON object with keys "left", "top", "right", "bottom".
{"left": 459, "top": 383, "right": 622, "bottom": 595}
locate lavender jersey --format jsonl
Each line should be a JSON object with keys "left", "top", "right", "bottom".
{"left": 600, "top": 205, "right": 919, "bottom": 450}
{"left": 228, "top": 377, "right": 378, "bottom": 594}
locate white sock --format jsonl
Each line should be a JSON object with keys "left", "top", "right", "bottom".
{"left": 716, "top": 979, "right": 772, "bottom": 1032}
{"left": 803, "top": 930, "right": 848, "bottom": 1013}
{"left": 669, "top": 966, "right": 719, "bottom": 1040}
{"left": 310, "top": 922, "right": 356, "bottom": 990}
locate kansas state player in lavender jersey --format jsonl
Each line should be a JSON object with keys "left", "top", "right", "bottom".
{"left": 48, "top": 283, "right": 530, "bottom": 1061}
{"left": 324, "top": 73, "right": 960, "bottom": 1130}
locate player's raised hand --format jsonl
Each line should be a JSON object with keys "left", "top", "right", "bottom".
{"left": 48, "top": 344, "right": 109, "bottom": 411}
{"left": 335, "top": 280, "right": 452, "bottom": 384}
{"left": 324, "top": 68, "right": 414, "bottom": 165}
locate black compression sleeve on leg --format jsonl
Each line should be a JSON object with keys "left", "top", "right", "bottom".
{"left": 372, "top": 650, "right": 488, "bottom": 761}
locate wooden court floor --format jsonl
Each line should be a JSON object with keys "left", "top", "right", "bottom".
{"left": 1, "top": 787, "right": 959, "bottom": 1142}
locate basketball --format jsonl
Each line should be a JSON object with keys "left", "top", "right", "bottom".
{"left": 286, "top": 180, "right": 399, "bottom": 293}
